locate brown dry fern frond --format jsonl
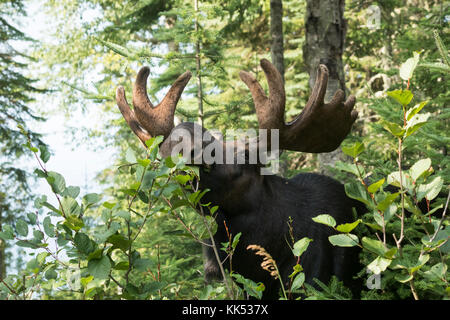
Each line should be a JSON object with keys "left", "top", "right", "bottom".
{"left": 247, "top": 244, "right": 279, "bottom": 279}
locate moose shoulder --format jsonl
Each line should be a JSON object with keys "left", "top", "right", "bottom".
{"left": 116, "top": 59, "right": 363, "bottom": 299}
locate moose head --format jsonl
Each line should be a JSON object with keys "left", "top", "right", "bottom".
{"left": 116, "top": 59, "right": 363, "bottom": 299}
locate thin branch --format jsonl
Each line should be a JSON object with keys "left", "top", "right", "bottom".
{"left": 429, "top": 190, "right": 450, "bottom": 243}
{"left": 1, "top": 279, "right": 18, "bottom": 296}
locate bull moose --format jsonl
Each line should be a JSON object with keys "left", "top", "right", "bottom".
{"left": 115, "top": 59, "right": 364, "bottom": 299}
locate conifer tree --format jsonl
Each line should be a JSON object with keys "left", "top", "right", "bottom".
{"left": 0, "top": 0, "right": 46, "bottom": 279}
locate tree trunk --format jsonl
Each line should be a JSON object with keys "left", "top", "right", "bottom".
{"left": 303, "top": 0, "right": 348, "bottom": 174}
{"left": 270, "top": 0, "right": 284, "bottom": 81}
{"left": 194, "top": 0, "right": 204, "bottom": 127}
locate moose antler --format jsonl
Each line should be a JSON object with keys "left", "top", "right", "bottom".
{"left": 116, "top": 67, "right": 192, "bottom": 146}
{"left": 239, "top": 59, "right": 357, "bottom": 153}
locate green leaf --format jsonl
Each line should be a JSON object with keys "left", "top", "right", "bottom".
{"left": 336, "top": 219, "right": 362, "bottom": 233}
{"left": 328, "top": 234, "right": 359, "bottom": 247}
{"left": 164, "top": 156, "right": 176, "bottom": 168}
{"left": 45, "top": 267, "right": 58, "bottom": 280}
{"left": 107, "top": 234, "right": 131, "bottom": 252}
{"left": 137, "top": 159, "right": 151, "bottom": 167}
{"left": 387, "top": 89, "right": 413, "bottom": 106}
{"left": 41, "top": 201, "right": 62, "bottom": 216}
{"left": 231, "top": 273, "right": 264, "bottom": 299}
{"left": 145, "top": 136, "right": 164, "bottom": 150}
{"left": 210, "top": 206, "right": 219, "bottom": 215}
{"left": 367, "top": 178, "right": 385, "bottom": 194}
{"left": 409, "top": 254, "right": 430, "bottom": 274}
{"left": 27, "top": 212, "right": 37, "bottom": 225}
{"left": 33, "top": 230, "right": 44, "bottom": 242}
{"left": 125, "top": 148, "right": 137, "bottom": 163}
{"left": 63, "top": 215, "right": 84, "bottom": 232}
{"left": 405, "top": 113, "right": 430, "bottom": 137}
{"left": 312, "top": 214, "right": 336, "bottom": 228}
{"left": 113, "top": 210, "right": 131, "bottom": 221}
{"left": 61, "top": 186, "right": 80, "bottom": 198}
{"left": 0, "top": 225, "right": 14, "bottom": 241}
{"left": 39, "top": 144, "right": 51, "bottom": 163}
{"left": 80, "top": 276, "right": 94, "bottom": 288}
{"left": 362, "top": 237, "right": 387, "bottom": 257}
{"left": 386, "top": 171, "right": 414, "bottom": 191}
{"left": 94, "top": 222, "right": 121, "bottom": 243}
{"left": 383, "top": 204, "right": 397, "bottom": 224}
{"left": 16, "top": 240, "right": 42, "bottom": 249}
{"left": 422, "top": 227, "right": 450, "bottom": 253}
{"left": 82, "top": 193, "right": 101, "bottom": 207}
{"left": 189, "top": 189, "right": 210, "bottom": 206}
{"left": 416, "top": 176, "right": 443, "bottom": 201}
{"left": 367, "top": 256, "right": 392, "bottom": 274}
{"left": 196, "top": 215, "right": 218, "bottom": 240}
{"left": 16, "top": 219, "right": 29, "bottom": 237}
{"left": 380, "top": 120, "right": 405, "bottom": 138}
{"left": 74, "top": 233, "right": 96, "bottom": 255}
{"left": 114, "top": 261, "right": 129, "bottom": 271}
{"left": 334, "top": 161, "right": 361, "bottom": 176}
{"left": 344, "top": 182, "right": 372, "bottom": 207}
{"left": 410, "top": 158, "right": 431, "bottom": 182}
{"left": 46, "top": 171, "right": 66, "bottom": 194}
{"left": 175, "top": 174, "right": 192, "bottom": 185}
{"left": 376, "top": 192, "right": 400, "bottom": 212}
{"left": 87, "top": 249, "right": 103, "bottom": 261}
{"left": 34, "top": 168, "right": 47, "bottom": 178}
{"left": 43, "top": 216, "right": 55, "bottom": 237}
{"left": 399, "top": 51, "right": 420, "bottom": 80}
{"left": 61, "top": 197, "right": 81, "bottom": 216}
{"left": 36, "top": 252, "right": 49, "bottom": 265}
{"left": 341, "top": 142, "right": 365, "bottom": 158}
{"left": 141, "top": 171, "right": 157, "bottom": 190}
{"left": 384, "top": 248, "right": 398, "bottom": 260}
{"left": 56, "top": 233, "right": 69, "bottom": 247}
{"left": 406, "top": 101, "right": 428, "bottom": 121}
{"left": 289, "top": 264, "right": 303, "bottom": 280}
{"left": 119, "top": 188, "right": 137, "bottom": 197}
{"left": 88, "top": 256, "right": 111, "bottom": 279}
{"left": 231, "top": 232, "right": 242, "bottom": 250}
{"left": 292, "top": 237, "right": 313, "bottom": 257}
{"left": 170, "top": 198, "right": 190, "bottom": 211}
{"left": 291, "top": 272, "right": 305, "bottom": 291}
{"left": 396, "top": 274, "right": 413, "bottom": 283}
{"left": 102, "top": 201, "right": 116, "bottom": 210}
{"left": 423, "top": 263, "right": 447, "bottom": 281}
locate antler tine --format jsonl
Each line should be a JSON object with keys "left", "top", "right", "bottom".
{"left": 284, "top": 64, "right": 358, "bottom": 152}
{"left": 240, "top": 59, "right": 358, "bottom": 153}
{"left": 239, "top": 59, "right": 285, "bottom": 130}
{"left": 116, "top": 86, "right": 151, "bottom": 146}
{"left": 117, "top": 67, "right": 192, "bottom": 146}
{"left": 132, "top": 67, "right": 192, "bottom": 140}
